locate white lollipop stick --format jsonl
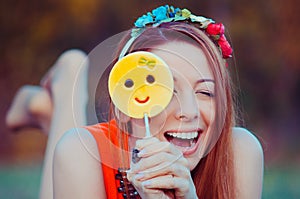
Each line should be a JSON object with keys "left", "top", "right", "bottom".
{"left": 144, "top": 113, "right": 151, "bottom": 137}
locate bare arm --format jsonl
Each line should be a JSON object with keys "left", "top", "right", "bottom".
{"left": 53, "top": 127, "right": 106, "bottom": 198}
{"left": 232, "top": 127, "right": 264, "bottom": 199}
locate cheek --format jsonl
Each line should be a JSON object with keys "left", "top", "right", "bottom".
{"left": 198, "top": 99, "right": 216, "bottom": 125}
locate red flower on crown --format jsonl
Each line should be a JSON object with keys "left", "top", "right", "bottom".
{"left": 218, "top": 34, "right": 233, "bottom": 59}
{"left": 206, "top": 23, "right": 232, "bottom": 58}
{"left": 206, "top": 23, "right": 225, "bottom": 36}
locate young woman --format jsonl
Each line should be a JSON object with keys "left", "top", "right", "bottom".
{"left": 53, "top": 5, "right": 263, "bottom": 199}
{"left": 7, "top": 5, "right": 263, "bottom": 199}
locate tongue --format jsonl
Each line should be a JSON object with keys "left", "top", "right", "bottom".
{"left": 169, "top": 137, "right": 191, "bottom": 147}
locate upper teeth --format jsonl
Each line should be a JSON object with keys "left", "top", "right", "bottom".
{"left": 166, "top": 132, "right": 198, "bottom": 139}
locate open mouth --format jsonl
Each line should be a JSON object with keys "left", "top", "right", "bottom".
{"left": 135, "top": 96, "right": 150, "bottom": 104}
{"left": 164, "top": 130, "right": 201, "bottom": 154}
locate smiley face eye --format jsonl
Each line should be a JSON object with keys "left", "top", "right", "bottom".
{"left": 146, "top": 75, "right": 155, "bottom": 84}
{"left": 124, "top": 79, "right": 134, "bottom": 88}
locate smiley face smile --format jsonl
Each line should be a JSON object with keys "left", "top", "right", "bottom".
{"left": 135, "top": 96, "right": 150, "bottom": 104}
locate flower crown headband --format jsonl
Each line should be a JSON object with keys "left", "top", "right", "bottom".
{"left": 119, "top": 5, "right": 233, "bottom": 61}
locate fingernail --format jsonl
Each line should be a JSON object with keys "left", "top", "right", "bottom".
{"left": 132, "top": 149, "right": 141, "bottom": 163}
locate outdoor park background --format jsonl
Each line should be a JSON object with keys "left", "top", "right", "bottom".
{"left": 1, "top": 0, "right": 299, "bottom": 198}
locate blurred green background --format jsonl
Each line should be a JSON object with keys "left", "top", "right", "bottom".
{"left": 1, "top": 0, "right": 299, "bottom": 198}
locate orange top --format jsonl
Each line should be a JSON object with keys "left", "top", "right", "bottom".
{"left": 84, "top": 120, "right": 130, "bottom": 199}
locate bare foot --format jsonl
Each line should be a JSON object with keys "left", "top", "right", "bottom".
{"left": 6, "top": 85, "right": 53, "bottom": 134}
{"left": 40, "top": 49, "right": 88, "bottom": 99}
{"left": 6, "top": 49, "right": 88, "bottom": 137}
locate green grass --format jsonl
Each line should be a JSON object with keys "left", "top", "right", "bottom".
{"left": 0, "top": 163, "right": 299, "bottom": 198}
{"left": 263, "top": 166, "right": 300, "bottom": 199}
{"left": 0, "top": 164, "right": 42, "bottom": 199}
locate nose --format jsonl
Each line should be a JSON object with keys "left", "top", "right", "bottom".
{"left": 174, "top": 92, "right": 199, "bottom": 122}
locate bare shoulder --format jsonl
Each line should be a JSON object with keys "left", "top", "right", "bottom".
{"left": 232, "top": 127, "right": 263, "bottom": 156}
{"left": 53, "top": 127, "right": 106, "bottom": 198}
{"left": 55, "top": 127, "right": 100, "bottom": 161}
{"left": 232, "top": 127, "right": 264, "bottom": 199}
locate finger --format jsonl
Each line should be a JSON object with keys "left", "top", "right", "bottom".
{"left": 135, "top": 151, "right": 183, "bottom": 170}
{"left": 134, "top": 137, "right": 160, "bottom": 150}
{"left": 141, "top": 175, "right": 188, "bottom": 190}
{"left": 131, "top": 148, "right": 188, "bottom": 175}
{"left": 143, "top": 175, "right": 193, "bottom": 198}
{"left": 134, "top": 158, "right": 190, "bottom": 181}
{"left": 128, "top": 170, "right": 163, "bottom": 197}
{"left": 137, "top": 141, "right": 182, "bottom": 158}
{"left": 132, "top": 152, "right": 174, "bottom": 173}
{"left": 131, "top": 137, "right": 161, "bottom": 164}
{"left": 132, "top": 149, "right": 186, "bottom": 173}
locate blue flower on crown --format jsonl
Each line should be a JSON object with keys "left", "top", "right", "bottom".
{"left": 134, "top": 12, "right": 154, "bottom": 28}
{"left": 134, "top": 5, "right": 184, "bottom": 28}
{"left": 152, "top": 6, "right": 168, "bottom": 22}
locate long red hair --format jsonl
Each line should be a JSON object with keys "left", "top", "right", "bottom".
{"left": 97, "top": 22, "right": 236, "bottom": 198}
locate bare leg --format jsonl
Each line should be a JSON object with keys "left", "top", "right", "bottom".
{"left": 39, "top": 49, "right": 89, "bottom": 199}
{"left": 6, "top": 85, "right": 53, "bottom": 133}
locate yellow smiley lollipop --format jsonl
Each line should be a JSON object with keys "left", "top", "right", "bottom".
{"left": 108, "top": 51, "right": 174, "bottom": 119}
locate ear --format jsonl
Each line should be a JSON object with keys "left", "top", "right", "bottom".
{"left": 114, "top": 107, "right": 130, "bottom": 123}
